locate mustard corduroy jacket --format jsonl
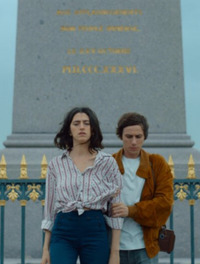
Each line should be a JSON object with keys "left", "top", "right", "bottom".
{"left": 113, "top": 148, "right": 174, "bottom": 258}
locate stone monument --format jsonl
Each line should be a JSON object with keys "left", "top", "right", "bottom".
{"left": 1, "top": 0, "right": 200, "bottom": 260}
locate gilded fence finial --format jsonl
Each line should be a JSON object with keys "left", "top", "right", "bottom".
{"left": 168, "top": 155, "right": 175, "bottom": 178}
{"left": 187, "top": 155, "right": 196, "bottom": 179}
{"left": 0, "top": 155, "right": 8, "bottom": 179}
{"left": 19, "top": 155, "right": 29, "bottom": 179}
{"left": 40, "top": 155, "right": 48, "bottom": 179}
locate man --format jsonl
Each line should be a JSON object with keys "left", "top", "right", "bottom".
{"left": 112, "top": 112, "right": 174, "bottom": 264}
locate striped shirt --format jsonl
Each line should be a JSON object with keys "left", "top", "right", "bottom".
{"left": 41, "top": 150, "right": 123, "bottom": 231}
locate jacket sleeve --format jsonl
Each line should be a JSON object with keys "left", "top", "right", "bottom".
{"left": 128, "top": 155, "right": 174, "bottom": 228}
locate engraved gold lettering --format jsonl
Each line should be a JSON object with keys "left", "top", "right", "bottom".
{"left": 91, "top": 48, "right": 96, "bottom": 54}
{"left": 60, "top": 26, "right": 76, "bottom": 31}
{"left": 98, "top": 49, "right": 107, "bottom": 54}
{"left": 58, "top": 9, "right": 142, "bottom": 16}
{"left": 110, "top": 66, "right": 116, "bottom": 73}
{"left": 82, "top": 66, "right": 87, "bottom": 73}
{"left": 126, "top": 66, "right": 132, "bottom": 74}
{"left": 106, "top": 26, "right": 139, "bottom": 32}
{"left": 77, "top": 48, "right": 130, "bottom": 54}
{"left": 81, "top": 9, "right": 142, "bottom": 16}
{"left": 62, "top": 66, "right": 138, "bottom": 74}
{"left": 102, "top": 66, "right": 109, "bottom": 73}
{"left": 74, "top": 10, "right": 91, "bottom": 15}
{"left": 133, "top": 66, "right": 138, "bottom": 73}
{"left": 108, "top": 48, "right": 130, "bottom": 54}
{"left": 125, "top": 66, "right": 138, "bottom": 73}
{"left": 87, "top": 66, "right": 93, "bottom": 73}
{"left": 78, "top": 26, "right": 103, "bottom": 31}
{"left": 67, "top": 49, "right": 76, "bottom": 54}
{"left": 80, "top": 49, "right": 84, "bottom": 54}
{"left": 118, "top": 66, "right": 124, "bottom": 73}
{"left": 57, "top": 10, "right": 71, "bottom": 15}
{"left": 93, "top": 66, "right": 99, "bottom": 73}
{"left": 62, "top": 66, "right": 71, "bottom": 73}
{"left": 72, "top": 66, "right": 81, "bottom": 73}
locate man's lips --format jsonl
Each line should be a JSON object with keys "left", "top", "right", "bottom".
{"left": 130, "top": 147, "right": 138, "bottom": 151}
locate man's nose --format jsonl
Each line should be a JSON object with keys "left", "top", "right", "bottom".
{"left": 131, "top": 137, "right": 137, "bottom": 144}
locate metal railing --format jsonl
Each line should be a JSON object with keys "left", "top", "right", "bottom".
{"left": 0, "top": 154, "right": 200, "bottom": 264}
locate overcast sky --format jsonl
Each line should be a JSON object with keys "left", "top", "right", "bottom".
{"left": 0, "top": 0, "right": 200, "bottom": 151}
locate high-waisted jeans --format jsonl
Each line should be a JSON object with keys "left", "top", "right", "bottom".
{"left": 50, "top": 210, "right": 109, "bottom": 264}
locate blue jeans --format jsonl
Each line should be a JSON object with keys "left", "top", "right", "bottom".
{"left": 50, "top": 210, "right": 109, "bottom": 264}
{"left": 120, "top": 248, "right": 158, "bottom": 264}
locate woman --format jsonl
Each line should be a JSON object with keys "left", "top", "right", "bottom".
{"left": 41, "top": 107, "right": 123, "bottom": 264}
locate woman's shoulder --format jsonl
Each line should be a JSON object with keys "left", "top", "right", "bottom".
{"left": 97, "top": 150, "right": 118, "bottom": 165}
{"left": 48, "top": 151, "right": 69, "bottom": 166}
{"left": 97, "top": 150, "right": 113, "bottom": 159}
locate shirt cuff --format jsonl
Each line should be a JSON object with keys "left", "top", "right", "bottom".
{"left": 41, "top": 219, "right": 54, "bottom": 231}
{"left": 104, "top": 215, "right": 124, "bottom": 229}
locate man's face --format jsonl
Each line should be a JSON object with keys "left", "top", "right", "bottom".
{"left": 122, "top": 125, "right": 145, "bottom": 158}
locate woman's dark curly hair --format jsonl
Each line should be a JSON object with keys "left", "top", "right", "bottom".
{"left": 54, "top": 107, "right": 103, "bottom": 151}
{"left": 116, "top": 112, "right": 149, "bottom": 140}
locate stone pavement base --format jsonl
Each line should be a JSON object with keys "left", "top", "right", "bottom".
{"left": 3, "top": 259, "right": 200, "bottom": 264}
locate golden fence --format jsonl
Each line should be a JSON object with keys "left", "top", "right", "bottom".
{"left": 0, "top": 154, "right": 200, "bottom": 264}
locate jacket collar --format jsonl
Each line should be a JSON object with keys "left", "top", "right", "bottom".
{"left": 113, "top": 148, "right": 151, "bottom": 179}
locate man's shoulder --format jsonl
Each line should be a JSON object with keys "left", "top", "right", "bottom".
{"left": 147, "top": 152, "right": 170, "bottom": 171}
{"left": 112, "top": 148, "right": 123, "bottom": 158}
{"left": 149, "top": 153, "right": 167, "bottom": 163}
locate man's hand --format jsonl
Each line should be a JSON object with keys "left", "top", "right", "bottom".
{"left": 111, "top": 202, "right": 129, "bottom": 217}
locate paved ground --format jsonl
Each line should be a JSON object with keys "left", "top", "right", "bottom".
{"left": 3, "top": 259, "right": 200, "bottom": 264}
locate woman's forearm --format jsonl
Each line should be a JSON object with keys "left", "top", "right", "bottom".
{"left": 41, "top": 230, "right": 51, "bottom": 264}
{"left": 43, "top": 230, "right": 51, "bottom": 250}
{"left": 110, "top": 229, "right": 121, "bottom": 251}
{"left": 108, "top": 229, "right": 121, "bottom": 264}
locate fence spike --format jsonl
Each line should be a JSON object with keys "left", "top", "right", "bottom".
{"left": 0, "top": 155, "right": 8, "bottom": 179}
{"left": 40, "top": 155, "right": 48, "bottom": 179}
{"left": 168, "top": 155, "right": 175, "bottom": 178}
{"left": 187, "top": 154, "right": 196, "bottom": 179}
{"left": 19, "top": 155, "right": 29, "bottom": 179}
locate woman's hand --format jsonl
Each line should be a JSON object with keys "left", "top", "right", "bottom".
{"left": 41, "top": 230, "right": 51, "bottom": 264}
{"left": 111, "top": 202, "right": 129, "bottom": 217}
{"left": 108, "top": 249, "right": 120, "bottom": 264}
{"left": 41, "top": 248, "right": 50, "bottom": 264}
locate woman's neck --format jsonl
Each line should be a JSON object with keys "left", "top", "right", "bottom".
{"left": 70, "top": 142, "right": 92, "bottom": 156}
{"left": 69, "top": 144, "right": 97, "bottom": 173}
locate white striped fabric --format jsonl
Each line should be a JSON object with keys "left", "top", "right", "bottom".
{"left": 41, "top": 150, "right": 123, "bottom": 231}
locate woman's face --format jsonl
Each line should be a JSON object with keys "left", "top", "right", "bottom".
{"left": 70, "top": 112, "right": 91, "bottom": 146}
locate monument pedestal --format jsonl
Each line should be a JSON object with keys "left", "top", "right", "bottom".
{"left": 1, "top": 132, "right": 199, "bottom": 179}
